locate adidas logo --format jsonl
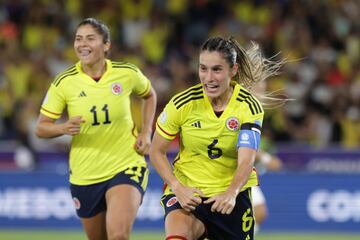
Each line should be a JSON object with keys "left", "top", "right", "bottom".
{"left": 78, "top": 91, "right": 87, "bottom": 97}
{"left": 191, "top": 121, "right": 201, "bottom": 128}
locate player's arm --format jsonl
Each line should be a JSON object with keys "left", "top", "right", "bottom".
{"left": 256, "top": 150, "right": 282, "bottom": 171}
{"left": 224, "top": 147, "right": 256, "bottom": 200}
{"left": 36, "top": 114, "right": 85, "bottom": 138}
{"left": 204, "top": 122, "right": 260, "bottom": 214}
{"left": 204, "top": 147, "right": 256, "bottom": 214}
{"left": 135, "top": 86, "right": 157, "bottom": 155}
{"left": 149, "top": 132, "right": 204, "bottom": 212}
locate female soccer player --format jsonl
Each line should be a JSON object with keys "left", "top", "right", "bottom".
{"left": 150, "top": 36, "right": 283, "bottom": 240}
{"left": 36, "top": 18, "right": 157, "bottom": 240}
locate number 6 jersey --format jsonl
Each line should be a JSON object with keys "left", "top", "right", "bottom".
{"left": 40, "top": 59, "right": 151, "bottom": 185}
{"left": 156, "top": 82, "right": 263, "bottom": 197}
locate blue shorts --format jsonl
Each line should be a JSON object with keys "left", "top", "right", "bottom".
{"left": 161, "top": 188, "right": 254, "bottom": 240}
{"left": 70, "top": 165, "right": 148, "bottom": 218}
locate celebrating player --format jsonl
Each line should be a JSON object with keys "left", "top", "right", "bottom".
{"left": 36, "top": 18, "right": 157, "bottom": 240}
{"left": 150, "top": 36, "right": 283, "bottom": 240}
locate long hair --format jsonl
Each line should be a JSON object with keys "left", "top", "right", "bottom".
{"left": 201, "top": 36, "right": 287, "bottom": 107}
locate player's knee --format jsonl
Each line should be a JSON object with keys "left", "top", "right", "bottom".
{"left": 107, "top": 228, "right": 130, "bottom": 240}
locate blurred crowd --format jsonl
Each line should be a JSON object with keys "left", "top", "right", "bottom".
{"left": 0, "top": 0, "right": 359, "bottom": 154}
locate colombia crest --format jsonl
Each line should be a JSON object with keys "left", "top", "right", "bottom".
{"left": 111, "top": 83, "right": 122, "bottom": 95}
{"left": 226, "top": 117, "right": 240, "bottom": 131}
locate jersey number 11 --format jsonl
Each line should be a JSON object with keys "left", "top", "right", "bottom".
{"left": 90, "top": 104, "right": 112, "bottom": 126}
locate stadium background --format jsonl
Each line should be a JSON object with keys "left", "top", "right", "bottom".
{"left": 0, "top": 0, "right": 359, "bottom": 239}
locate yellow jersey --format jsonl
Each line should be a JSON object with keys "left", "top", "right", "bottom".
{"left": 41, "top": 59, "right": 151, "bottom": 185}
{"left": 156, "top": 82, "right": 263, "bottom": 197}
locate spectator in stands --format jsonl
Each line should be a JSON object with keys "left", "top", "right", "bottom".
{"left": 35, "top": 18, "right": 157, "bottom": 240}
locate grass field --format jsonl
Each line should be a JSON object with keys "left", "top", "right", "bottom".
{"left": 0, "top": 230, "right": 359, "bottom": 240}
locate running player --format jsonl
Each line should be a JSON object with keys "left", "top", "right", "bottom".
{"left": 36, "top": 18, "right": 157, "bottom": 240}
{"left": 150, "top": 36, "right": 283, "bottom": 240}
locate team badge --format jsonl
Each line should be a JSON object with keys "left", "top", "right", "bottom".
{"left": 226, "top": 117, "right": 240, "bottom": 131}
{"left": 166, "top": 196, "right": 178, "bottom": 207}
{"left": 73, "top": 197, "right": 81, "bottom": 210}
{"left": 111, "top": 83, "right": 122, "bottom": 95}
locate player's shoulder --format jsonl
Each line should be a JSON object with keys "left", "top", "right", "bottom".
{"left": 234, "top": 84, "right": 263, "bottom": 116}
{"left": 170, "top": 83, "right": 204, "bottom": 110}
{"left": 110, "top": 60, "right": 140, "bottom": 73}
{"left": 52, "top": 64, "right": 79, "bottom": 87}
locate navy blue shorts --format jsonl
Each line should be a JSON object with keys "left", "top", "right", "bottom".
{"left": 161, "top": 188, "right": 254, "bottom": 240}
{"left": 70, "top": 165, "right": 148, "bottom": 218}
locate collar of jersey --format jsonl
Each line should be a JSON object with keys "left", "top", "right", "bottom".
{"left": 203, "top": 82, "right": 239, "bottom": 119}
{"left": 75, "top": 59, "right": 111, "bottom": 85}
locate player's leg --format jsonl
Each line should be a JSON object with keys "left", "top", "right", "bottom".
{"left": 80, "top": 212, "right": 107, "bottom": 240}
{"left": 105, "top": 184, "right": 141, "bottom": 240}
{"left": 252, "top": 186, "right": 268, "bottom": 227}
{"left": 105, "top": 165, "right": 148, "bottom": 240}
{"left": 70, "top": 183, "right": 108, "bottom": 240}
{"left": 165, "top": 209, "right": 206, "bottom": 240}
{"left": 161, "top": 193, "right": 206, "bottom": 240}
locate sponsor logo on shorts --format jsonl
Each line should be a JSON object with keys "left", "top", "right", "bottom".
{"left": 166, "top": 196, "right": 178, "bottom": 207}
{"left": 73, "top": 197, "right": 81, "bottom": 210}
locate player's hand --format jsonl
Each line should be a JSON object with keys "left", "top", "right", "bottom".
{"left": 204, "top": 191, "right": 237, "bottom": 215}
{"left": 134, "top": 131, "right": 151, "bottom": 155}
{"left": 172, "top": 181, "right": 204, "bottom": 212}
{"left": 62, "top": 116, "right": 85, "bottom": 136}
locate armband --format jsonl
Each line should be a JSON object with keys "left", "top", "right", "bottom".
{"left": 237, "top": 123, "right": 261, "bottom": 150}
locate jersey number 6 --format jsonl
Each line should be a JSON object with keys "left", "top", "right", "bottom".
{"left": 207, "top": 139, "right": 222, "bottom": 159}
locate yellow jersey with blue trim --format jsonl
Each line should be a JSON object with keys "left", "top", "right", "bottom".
{"left": 40, "top": 59, "right": 151, "bottom": 185}
{"left": 156, "top": 82, "right": 263, "bottom": 197}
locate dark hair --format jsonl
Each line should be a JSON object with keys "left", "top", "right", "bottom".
{"left": 200, "top": 36, "right": 283, "bottom": 91}
{"left": 77, "top": 18, "right": 111, "bottom": 44}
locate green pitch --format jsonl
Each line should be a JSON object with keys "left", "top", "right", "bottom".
{"left": 0, "top": 230, "right": 359, "bottom": 240}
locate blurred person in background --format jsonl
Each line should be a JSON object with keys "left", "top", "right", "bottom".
{"left": 251, "top": 77, "right": 284, "bottom": 234}
{"left": 35, "top": 18, "right": 157, "bottom": 240}
{"left": 150, "top": 36, "right": 284, "bottom": 240}
{"left": 253, "top": 150, "right": 282, "bottom": 233}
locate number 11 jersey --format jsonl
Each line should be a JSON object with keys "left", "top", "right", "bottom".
{"left": 41, "top": 59, "right": 151, "bottom": 185}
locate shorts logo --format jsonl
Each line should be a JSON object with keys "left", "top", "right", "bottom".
{"left": 73, "top": 197, "right": 81, "bottom": 210}
{"left": 226, "top": 117, "right": 240, "bottom": 131}
{"left": 111, "top": 83, "right": 122, "bottom": 95}
{"left": 166, "top": 196, "right": 178, "bottom": 207}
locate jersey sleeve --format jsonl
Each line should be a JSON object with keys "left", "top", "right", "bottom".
{"left": 131, "top": 68, "right": 151, "bottom": 97}
{"left": 40, "top": 83, "right": 66, "bottom": 119}
{"left": 155, "top": 100, "right": 181, "bottom": 140}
